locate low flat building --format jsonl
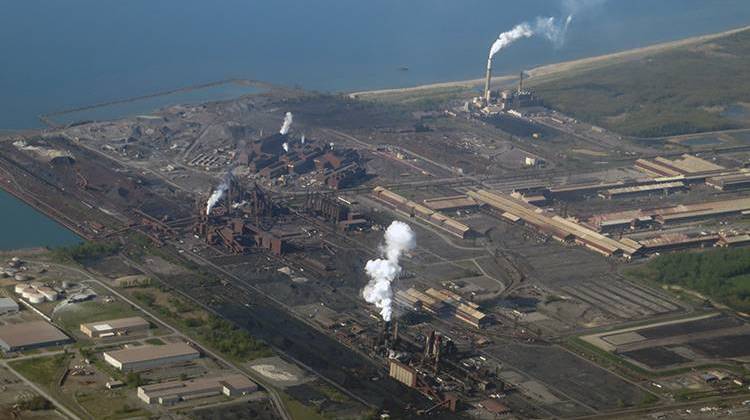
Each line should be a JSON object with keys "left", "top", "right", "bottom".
{"left": 0, "top": 320, "right": 71, "bottom": 352}
{"left": 0, "top": 298, "right": 19, "bottom": 315}
{"left": 103, "top": 342, "right": 199, "bottom": 371}
{"left": 80, "top": 316, "right": 150, "bottom": 338}
{"left": 137, "top": 374, "right": 257, "bottom": 405}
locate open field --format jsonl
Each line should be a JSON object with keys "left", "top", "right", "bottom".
{"left": 531, "top": 28, "right": 750, "bottom": 137}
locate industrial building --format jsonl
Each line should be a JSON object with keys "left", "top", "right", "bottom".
{"left": 0, "top": 320, "right": 71, "bottom": 352}
{"left": 137, "top": 374, "right": 257, "bottom": 405}
{"left": 599, "top": 181, "right": 686, "bottom": 200}
{"left": 706, "top": 172, "right": 750, "bottom": 191}
{"left": 422, "top": 195, "right": 480, "bottom": 212}
{"left": 635, "top": 154, "right": 725, "bottom": 177}
{"left": 0, "top": 298, "right": 19, "bottom": 315}
{"left": 80, "top": 316, "right": 150, "bottom": 338}
{"left": 468, "top": 189, "right": 641, "bottom": 258}
{"left": 372, "top": 187, "right": 471, "bottom": 238}
{"left": 389, "top": 360, "right": 418, "bottom": 387}
{"left": 395, "top": 287, "right": 490, "bottom": 328}
{"left": 103, "top": 342, "right": 199, "bottom": 371}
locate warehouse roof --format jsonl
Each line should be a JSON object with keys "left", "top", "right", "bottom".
{"left": 82, "top": 316, "right": 149, "bottom": 332}
{"left": 0, "top": 321, "right": 69, "bottom": 349}
{"left": 105, "top": 342, "right": 198, "bottom": 364}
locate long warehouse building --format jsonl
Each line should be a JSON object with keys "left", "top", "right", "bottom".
{"left": 104, "top": 342, "right": 200, "bottom": 371}
{"left": 468, "top": 189, "right": 641, "bottom": 258}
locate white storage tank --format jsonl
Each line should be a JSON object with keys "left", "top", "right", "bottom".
{"left": 14, "top": 283, "right": 28, "bottom": 294}
{"left": 21, "top": 287, "right": 35, "bottom": 299}
{"left": 37, "top": 287, "right": 58, "bottom": 302}
{"left": 14, "top": 274, "right": 30, "bottom": 282}
{"left": 27, "top": 292, "right": 45, "bottom": 304}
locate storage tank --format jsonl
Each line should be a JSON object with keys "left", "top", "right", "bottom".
{"left": 37, "top": 287, "right": 58, "bottom": 302}
{"left": 14, "top": 274, "right": 30, "bottom": 282}
{"left": 21, "top": 287, "right": 35, "bottom": 299}
{"left": 27, "top": 292, "right": 45, "bottom": 304}
{"left": 14, "top": 283, "right": 28, "bottom": 294}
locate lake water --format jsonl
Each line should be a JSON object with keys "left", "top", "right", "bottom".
{"left": 0, "top": 0, "right": 749, "bottom": 248}
{"left": 0, "top": 189, "right": 80, "bottom": 250}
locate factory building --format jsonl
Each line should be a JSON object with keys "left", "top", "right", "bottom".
{"left": 600, "top": 181, "right": 686, "bottom": 200}
{"left": 0, "top": 298, "right": 19, "bottom": 315}
{"left": 637, "top": 233, "right": 720, "bottom": 253}
{"left": 103, "top": 342, "right": 199, "bottom": 371}
{"left": 372, "top": 187, "right": 471, "bottom": 238}
{"left": 635, "top": 154, "right": 725, "bottom": 178}
{"left": 0, "top": 321, "right": 71, "bottom": 352}
{"left": 395, "top": 288, "right": 450, "bottom": 316}
{"left": 422, "top": 195, "right": 480, "bottom": 212}
{"left": 389, "top": 360, "right": 418, "bottom": 387}
{"left": 395, "top": 287, "right": 490, "bottom": 328}
{"left": 468, "top": 189, "right": 641, "bottom": 258}
{"left": 137, "top": 374, "right": 257, "bottom": 405}
{"left": 706, "top": 172, "right": 750, "bottom": 191}
{"left": 424, "top": 288, "right": 490, "bottom": 329}
{"left": 80, "top": 316, "right": 150, "bottom": 338}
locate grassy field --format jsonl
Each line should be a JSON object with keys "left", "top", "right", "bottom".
{"left": 53, "top": 299, "right": 144, "bottom": 334}
{"left": 626, "top": 247, "right": 750, "bottom": 312}
{"left": 530, "top": 29, "right": 750, "bottom": 137}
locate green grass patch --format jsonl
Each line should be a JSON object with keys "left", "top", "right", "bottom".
{"left": 9, "top": 353, "right": 71, "bottom": 386}
{"left": 53, "top": 300, "right": 143, "bottom": 334}
{"left": 626, "top": 247, "right": 750, "bottom": 312}
{"left": 51, "top": 241, "right": 120, "bottom": 264}
{"left": 75, "top": 389, "right": 149, "bottom": 420}
{"left": 281, "top": 392, "right": 328, "bottom": 420}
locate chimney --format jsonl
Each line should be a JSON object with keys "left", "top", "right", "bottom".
{"left": 518, "top": 71, "right": 524, "bottom": 94}
{"left": 484, "top": 58, "right": 493, "bottom": 103}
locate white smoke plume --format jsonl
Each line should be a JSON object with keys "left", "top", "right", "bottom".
{"left": 206, "top": 169, "right": 233, "bottom": 215}
{"left": 487, "top": 15, "right": 573, "bottom": 62}
{"left": 362, "top": 221, "right": 416, "bottom": 322}
{"left": 279, "top": 112, "right": 293, "bottom": 135}
{"left": 300, "top": 134, "right": 306, "bottom": 145}
{"left": 282, "top": 142, "right": 289, "bottom": 153}
{"left": 488, "top": 23, "right": 534, "bottom": 59}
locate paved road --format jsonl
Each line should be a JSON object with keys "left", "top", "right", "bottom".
{"left": 38, "top": 260, "right": 293, "bottom": 420}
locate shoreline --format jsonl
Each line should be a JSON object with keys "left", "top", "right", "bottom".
{"left": 349, "top": 24, "right": 750, "bottom": 99}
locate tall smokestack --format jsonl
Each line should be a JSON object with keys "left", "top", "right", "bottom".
{"left": 518, "top": 71, "right": 524, "bottom": 94}
{"left": 484, "top": 57, "right": 493, "bottom": 103}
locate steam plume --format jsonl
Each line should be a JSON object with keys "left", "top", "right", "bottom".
{"left": 206, "top": 169, "right": 233, "bottom": 215}
{"left": 487, "top": 15, "right": 573, "bottom": 63}
{"left": 362, "top": 221, "right": 416, "bottom": 322}
{"left": 279, "top": 112, "right": 293, "bottom": 135}
{"left": 282, "top": 142, "right": 289, "bottom": 153}
{"left": 300, "top": 134, "right": 306, "bottom": 145}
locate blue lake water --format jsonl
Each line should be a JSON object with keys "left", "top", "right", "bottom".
{"left": 0, "top": 0, "right": 749, "bottom": 248}
{"left": 0, "top": 189, "right": 80, "bottom": 250}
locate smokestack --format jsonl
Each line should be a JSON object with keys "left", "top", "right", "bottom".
{"left": 518, "top": 71, "right": 524, "bottom": 94}
{"left": 392, "top": 321, "right": 399, "bottom": 343}
{"left": 484, "top": 58, "right": 493, "bottom": 103}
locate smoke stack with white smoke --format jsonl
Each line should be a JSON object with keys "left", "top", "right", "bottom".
{"left": 300, "top": 134, "right": 306, "bottom": 145}
{"left": 484, "top": 14, "right": 573, "bottom": 100}
{"left": 282, "top": 142, "right": 289, "bottom": 153}
{"left": 362, "top": 221, "right": 416, "bottom": 322}
{"left": 205, "top": 169, "right": 233, "bottom": 216}
{"left": 279, "top": 112, "right": 293, "bottom": 135}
